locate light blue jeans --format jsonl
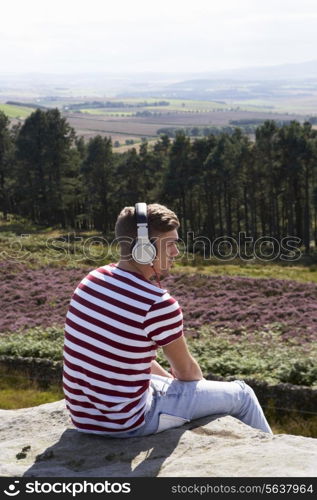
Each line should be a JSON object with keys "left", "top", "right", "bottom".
{"left": 111, "top": 375, "right": 273, "bottom": 438}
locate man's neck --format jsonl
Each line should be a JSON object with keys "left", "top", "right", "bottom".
{"left": 117, "top": 260, "right": 154, "bottom": 281}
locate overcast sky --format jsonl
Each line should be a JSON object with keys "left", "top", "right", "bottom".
{"left": 2, "top": 0, "right": 317, "bottom": 74}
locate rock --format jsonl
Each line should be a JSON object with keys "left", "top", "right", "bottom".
{"left": 0, "top": 400, "right": 316, "bottom": 477}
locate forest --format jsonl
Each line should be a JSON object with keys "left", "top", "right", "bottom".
{"left": 0, "top": 108, "right": 317, "bottom": 257}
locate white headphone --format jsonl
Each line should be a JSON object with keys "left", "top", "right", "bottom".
{"left": 131, "top": 202, "right": 157, "bottom": 265}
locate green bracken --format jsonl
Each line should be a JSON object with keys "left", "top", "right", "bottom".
{"left": 0, "top": 324, "right": 315, "bottom": 387}
{"left": 0, "top": 326, "right": 64, "bottom": 360}
{"left": 156, "top": 325, "right": 317, "bottom": 387}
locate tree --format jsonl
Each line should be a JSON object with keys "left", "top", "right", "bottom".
{"left": 276, "top": 122, "right": 306, "bottom": 241}
{"left": 301, "top": 122, "right": 317, "bottom": 253}
{"left": 254, "top": 121, "right": 281, "bottom": 238}
{"left": 163, "top": 132, "right": 193, "bottom": 236}
{"left": 81, "top": 135, "right": 114, "bottom": 231}
{"left": 15, "top": 108, "right": 76, "bottom": 226}
{"left": 0, "top": 112, "right": 14, "bottom": 218}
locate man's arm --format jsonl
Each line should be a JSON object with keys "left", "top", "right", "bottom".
{"left": 151, "top": 359, "right": 173, "bottom": 378}
{"left": 162, "top": 335, "right": 203, "bottom": 381}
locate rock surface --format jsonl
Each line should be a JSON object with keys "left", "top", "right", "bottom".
{"left": 0, "top": 400, "right": 316, "bottom": 477}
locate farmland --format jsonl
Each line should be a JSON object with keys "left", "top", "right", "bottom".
{"left": 0, "top": 103, "right": 38, "bottom": 119}
{"left": 0, "top": 92, "right": 311, "bottom": 150}
{"left": 59, "top": 101, "right": 306, "bottom": 150}
{"left": 64, "top": 107, "right": 303, "bottom": 144}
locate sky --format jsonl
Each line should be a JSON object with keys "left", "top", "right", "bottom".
{"left": 2, "top": 0, "right": 317, "bottom": 74}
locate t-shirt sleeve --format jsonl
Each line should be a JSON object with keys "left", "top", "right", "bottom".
{"left": 143, "top": 292, "right": 184, "bottom": 346}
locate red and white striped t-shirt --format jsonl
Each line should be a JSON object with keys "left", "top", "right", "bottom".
{"left": 63, "top": 263, "right": 183, "bottom": 434}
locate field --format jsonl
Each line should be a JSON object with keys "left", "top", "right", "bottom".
{"left": 0, "top": 103, "right": 37, "bottom": 119}
{"left": 0, "top": 94, "right": 309, "bottom": 146}
{"left": 63, "top": 107, "right": 304, "bottom": 144}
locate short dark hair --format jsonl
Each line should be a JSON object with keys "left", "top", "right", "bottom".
{"left": 115, "top": 203, "right": 179, "bottom": 256}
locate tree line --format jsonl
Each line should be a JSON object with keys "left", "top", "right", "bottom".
{"left": 0, "top": 108, "right": 317, "bottom": 255}
{"left": 66, "top": 100, "right": 170, "bottom": 110}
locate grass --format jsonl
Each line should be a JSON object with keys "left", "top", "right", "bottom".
{"left": 69, "top": 98, "right": 233, "bottom": 115}
{"left": 65, "top": 96, "right": 317, "bottom": 115}
{"left": 263, "top": 400, "right": 317, "bottom": 437}
{"left": 0, "top": 103, "right": 35, "bottom": 119}
{"left": 1, "top": 215, "right": 317, "bottom": 281}
{"left": 104, "top": 98, "right": 229, "bottom": 111}
{"left": 0, "top": 371, "right": 63, "bottom": 409}
{"left": 0, "top": 217, "right": 119, "bottom": 269}
{"left": 174, "top": 259, "right": 317, "bottom": 284}
{"left": 80, "top": 109, "right": 135, "bottom": 116}
{"left": 232, "top": 97, "right": 317, "bottom": 115}
{"left": 2, "top": 231, "right": 317, "bottom": 281}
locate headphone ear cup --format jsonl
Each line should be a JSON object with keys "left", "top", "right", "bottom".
{"left": 132, "top": 239, "right": 156, "bottom": 265}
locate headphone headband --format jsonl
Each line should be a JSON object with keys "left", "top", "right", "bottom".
{"left": 135, "top": 202, "right": 148, "bottom": 225}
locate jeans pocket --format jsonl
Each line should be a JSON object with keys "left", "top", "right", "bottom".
{"left": 150, "top": 375, "right": 173, "bottom": 396}
{"left": 156, "top": 413, "right": 189, "bottom": 434}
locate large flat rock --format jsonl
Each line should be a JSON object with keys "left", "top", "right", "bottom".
{"left": 0, "top": 400, "right": 316, "bottom": 477}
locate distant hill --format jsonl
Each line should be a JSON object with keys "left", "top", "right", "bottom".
{"left": 1, "top": 60, "right": 317, "bottom": 107}
{"left": 146, "top": 60, "right": 317, "bottom": 101}
{"left": 192, "top": 59, "right": 317, "bottom": 81}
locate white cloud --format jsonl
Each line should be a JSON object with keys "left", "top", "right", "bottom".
{"left": 1, "top": 0, "right": 317, "bottom": 73}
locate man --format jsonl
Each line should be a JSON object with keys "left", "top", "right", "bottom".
{"left": 63, "top": 203, "right": 272, "bottom": 437}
